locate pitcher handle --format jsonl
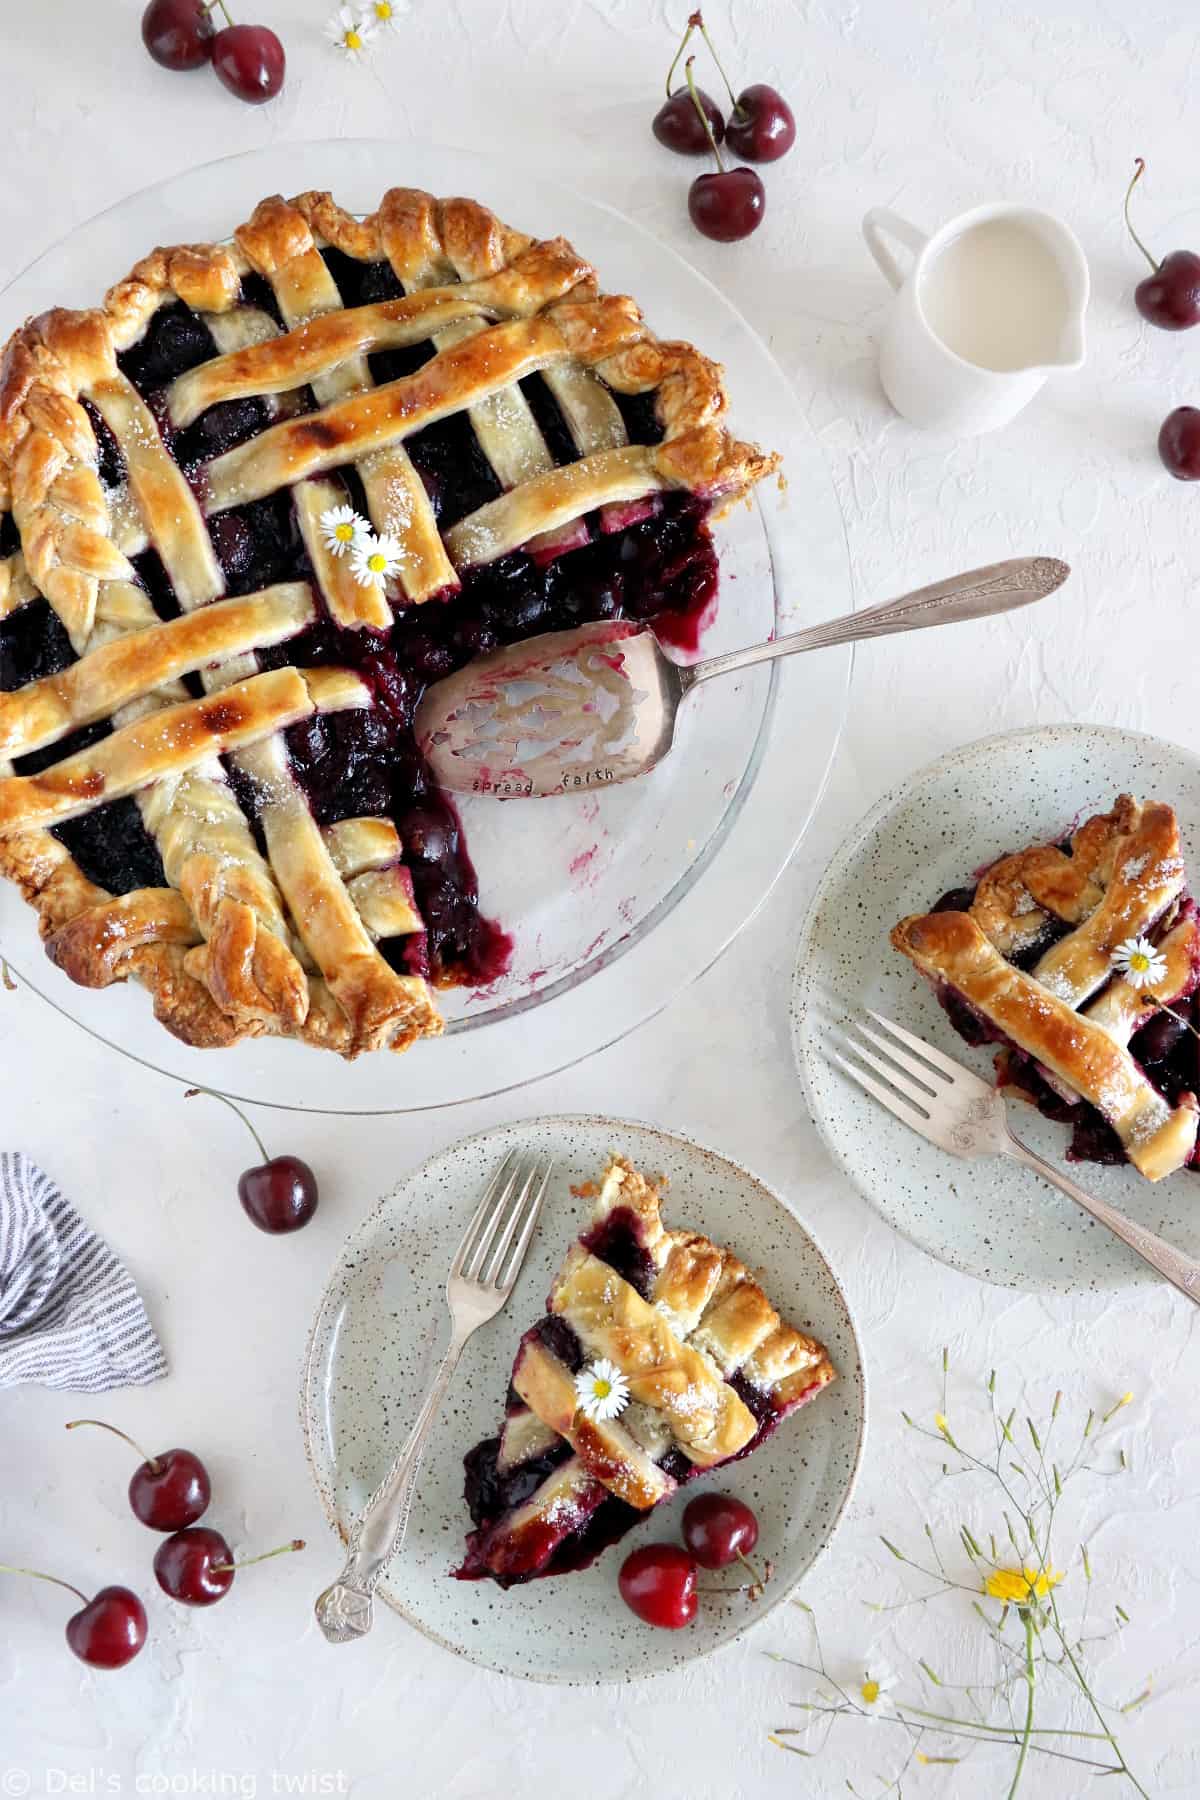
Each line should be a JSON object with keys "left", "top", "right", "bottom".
{"left": 862, "top": 208, "right": 928, "bottom": 291}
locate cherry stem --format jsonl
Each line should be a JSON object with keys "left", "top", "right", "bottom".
{"left": 203, "top": 0, "right": 236, "bottom": 26}
{"left": 0, "top": 1565, "right": 88, "bottom": 1607}
{"left": 211, "top": 1539, "right": 305, "bottom": 1575}
{"left": 685, "top": 57, "right": 726, "bottom": 171}
{"left": 694, "top": 13, "right": 742, "bottom": 118}
{"left": 736, "top": 1547, "right": 768, "bottom": 1589}
{"left": 665, "top": 10, "right": 702, "bottom": 97}
{"left": 1139, "top": 994, "right": 1200, "bottom": 1043}
{"left": 65, "top": 1418, "right": 160, "bottom": 1475}
{"left": 185, "top": 1086, "right": 270, "bottom": 1165}
{"left": 696, "top": 1553, "right": 773, "bottom": 1597}
{"left": 1124, "top": 158, "right": 1159, "bottom": 274}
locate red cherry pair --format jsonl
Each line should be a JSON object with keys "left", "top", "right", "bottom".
{"left": 142, "top": 0, "right": 285, "bottom": 104}
{"left": 64, "top": 1419, "right": 304, "bottom": 1603}
{"left": 652, "top": 12, "right": 795, "bottom": 243}
{"left": 618, "top": 1493, "right": 763, "bottom": 1629}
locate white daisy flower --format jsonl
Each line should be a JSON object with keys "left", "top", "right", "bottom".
{"left": 364, "top": 0, "right": 408, "bottom": 31}
{"left": 574, "top": 1358, "right": 630, "bottom": 1422}
{"left": 350, "top": 530, "right": 403, "bottom": 588}
{"left": 319, "top": 503, "right": 369, "bottom": 558}
{"left": 1112, "top": 935, "right": 1168, "bottom": 989}
{"left": 324, "top": 6, "right": 377, "bottom": 56}
{"left": 858, "top": 1664, "right": 898, "bottom": 1713}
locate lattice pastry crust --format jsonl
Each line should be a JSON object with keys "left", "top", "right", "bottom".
{"left": 892, "top": 795, "right": 1200, "bottom": 1180}
{"left": 0, "top": 190, "right": 779, "bottom": 1057}
{"left": 459, "top": 1156, "right": 836, "bottom": 1583}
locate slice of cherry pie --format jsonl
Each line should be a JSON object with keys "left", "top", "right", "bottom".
{"left": 0, "top": 189, "right": 777, "bottom": 1057}
{"left": 456, "top": 1156, "right": 835, "bottom": 1585}
{"left": 891, "top": 794, "right": 1200, "bottom": 1180}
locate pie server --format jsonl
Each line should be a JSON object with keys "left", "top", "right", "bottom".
{"left": 414, "top": 555, "right": 1070, "bottom": 799}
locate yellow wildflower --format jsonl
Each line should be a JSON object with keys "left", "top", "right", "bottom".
{"left": 934, "top": 1412, "right": 950, "bottom": 1436}
{"left": 984, "top": 1565, "right": 1063, "bottom": 1604}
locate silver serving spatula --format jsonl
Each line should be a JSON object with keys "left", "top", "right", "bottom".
{"left": 415, "top": 556, "right": 1069, "bottom": 798}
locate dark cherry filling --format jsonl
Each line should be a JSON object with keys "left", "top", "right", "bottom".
{"left": 0, "top": 268, "right": 723, "bottom": 990}
{"left": 0, "top": 597, "right": 75, "bottom": 689}
{"left": 237, "top": 273, "right": 285, "bottom": 327}
{"left": 117, "top": 301, "right": 216, "bottom": 393}
{"left": 930, "top": 881, "right": 1200, "bottom": 1171}
{"left": 80, "top": 402, "right": 126, "bottom": 491}
{"left": 579, "top": 1206, "right": 656, "bottom": 1300}
{"left": 0, "top": 511, "right": 20, "bottom": 557}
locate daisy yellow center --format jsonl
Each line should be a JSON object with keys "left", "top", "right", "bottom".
{"left": 334, "top": 522, "right": 355, "bottom": 542}
{"left": 592, "top": 1376, "right": 612, "bottom": 1399}
{"left": 375, "top": 2, "right": 393, "bottom": 15}
{"left": 861, "top": 1679, "right": 880, "bottom": 1704}
{"left": 346, "top": 28, "right": 363, "bottom": 48}
{"left": 1129, "top": 950, "right": 1150, "bottom": 973}
{"left": 367, "top": 552, "right": 387, "bottom": 573}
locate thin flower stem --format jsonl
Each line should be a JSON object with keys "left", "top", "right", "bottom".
{"left": 783, "top": 1706, "right": 1122, "bottom": 1773}
{"left": 1006, "top": 1610, "right": 1037, "bottom": 1800}
{"left": 900, "top": 1705, "right": 1107, "bottom": 1741}
{"left": 1046, "top": 1593, "right": 1151, "bottom": 1800}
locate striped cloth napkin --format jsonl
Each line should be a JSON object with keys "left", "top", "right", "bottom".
{"left": 0, "top": 1152, "right": 166, "bottom": 1391}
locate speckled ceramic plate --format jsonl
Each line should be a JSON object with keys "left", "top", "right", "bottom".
{"left": 792, "top": 723, "right": 1200, "bottom": 1293}
{"left": 301, "top": 1115, "right": 864, "bottom": 1683}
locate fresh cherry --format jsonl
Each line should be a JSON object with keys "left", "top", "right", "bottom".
{"left": 681, "top": 59, "right": 765, "bottom": 243}
{"left": 0, "top": 1566, "right": 147, "bottom": 1670}
{"left": 154, "top": 1528, "right": 304, "bottom": 1607}
{"left": 725, "top": 84, "right": 796, "bottom": 163}
{"left": 211, "top": 22, "right": 286, "bottom": 103}
{"left": 1158, "top": 406, "right": 1200, "bottom": 479}
{"left": 653, "top": 87, "right": 726, "bottom": 155}
{"left": 618, "top": 1544, "right": 698, "bottom": 1628}
{"left": 654, "top": 14, "right": 724, "bottom": 153}
{"left": 680, "top": 1493, "right": 759, "bottom": 1569}
{"left": 689, "top": 168, "right": 766, "bottom": 243}
{"left": 141, "top": 0, "right": 214, "bottom": 68}
{"left": 65, "top": 1419, "right": 211, "bottom": 1531}
{"left": 186, "top": 1088, "right": 319, "bottom": 1233}
{"left": 1125, "top": 160, "right": 1200, "bottom": 331}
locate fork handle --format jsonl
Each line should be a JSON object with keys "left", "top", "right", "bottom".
{"left": 314, "top": 1327, "right": 469, "bottom": 1643}
{"left": 1005, "top": 1139, "right": 1200, "bottom": 1305}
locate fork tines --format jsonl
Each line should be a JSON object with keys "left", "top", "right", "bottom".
{"left": 451, "top": 1152, "right": 554, "bottom": 1294}
{"left": 830, "top": 1005, "right": 988, "bottom": 1138}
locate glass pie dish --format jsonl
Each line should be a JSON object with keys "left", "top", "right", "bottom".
{"left": 0, "top": 140, "right": 851, "bottom": 1112}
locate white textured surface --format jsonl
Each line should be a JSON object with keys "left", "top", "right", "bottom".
{"left": 2, "top": 1, "right": 1198, "bottom": 1794}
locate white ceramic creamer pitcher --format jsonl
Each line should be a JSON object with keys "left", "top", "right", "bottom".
{"left": 862, "top": 202, "right": 1088, "bottom": 434}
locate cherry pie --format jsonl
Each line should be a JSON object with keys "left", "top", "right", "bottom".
{"left": 891, "top": 794, "right": 1200, "bottom": 1180}
{"left": 0, "top": 189, "right": 777, "bottom": 1057}
{"left": 457, "top": 1156, "right": 835, "bottom": 1585}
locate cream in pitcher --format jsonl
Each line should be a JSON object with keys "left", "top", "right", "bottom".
{"left": 862, "top": 202, "right": 1089, "bottom": 434}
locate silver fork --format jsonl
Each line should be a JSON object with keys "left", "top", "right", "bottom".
{"left": 314, "top": 1150, "right": 554, "bottom": 1643}
{"left": 832, "top": 1007, "right": 1200, "bottom": 1305}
